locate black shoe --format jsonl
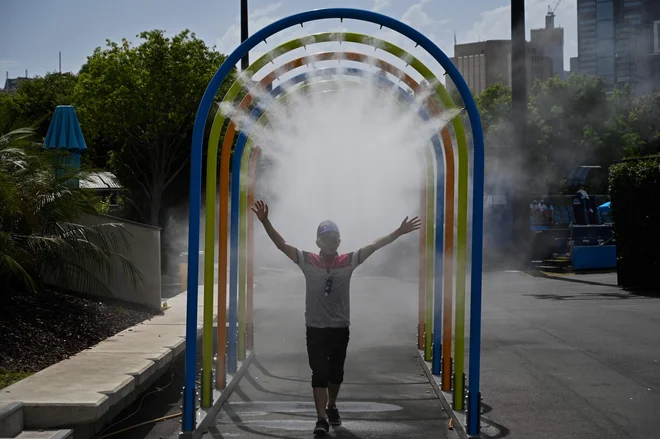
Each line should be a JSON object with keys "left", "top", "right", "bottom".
{"left": 314, "top": 418, "right": 329, "bottom": 435}
{"left": 327, "top": 405, "right": 341, "bottom": 426}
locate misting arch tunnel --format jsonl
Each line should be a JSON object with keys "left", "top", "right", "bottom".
{"left": 182, "top": 8, "right": 485, "bottom": 437}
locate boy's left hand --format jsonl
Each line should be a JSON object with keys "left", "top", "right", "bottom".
{"left": 397, "top": 216, "right": 422, "bottom": 236}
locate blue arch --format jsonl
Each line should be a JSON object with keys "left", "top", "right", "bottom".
{"left": 185, "top": 8, "right": 484, "bottom": 435}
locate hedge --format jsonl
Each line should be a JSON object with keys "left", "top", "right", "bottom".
{"left": 609, "top": 156, "right": 660, "bottom": 290}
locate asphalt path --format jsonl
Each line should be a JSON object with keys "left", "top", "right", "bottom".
{"left": 204, "top": 269, "right": 455, "bottom": 439}
{"left": 105, "top": 268, "right": 660, "bottom": 439}
{"left": 478, "top": 270, "right": 660, "bottom": 439}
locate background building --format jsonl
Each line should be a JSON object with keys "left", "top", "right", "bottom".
{"left": 531, "top": 9, "right": 566, "bottom": 79}
{"left": 2, "top": 72, "right": 32, "bottom": 95}
{"left": 447, "top": 40, "right": 553, "bottom": 96}
{"left": 576, "top": 0, "right": 660, "bottom": 93}
{"left": 650, "top": 8, "right": 660, "bottom": 86}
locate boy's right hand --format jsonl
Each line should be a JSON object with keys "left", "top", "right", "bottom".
{"left": 251, "top": 200, "right": 269, "bottom": 223}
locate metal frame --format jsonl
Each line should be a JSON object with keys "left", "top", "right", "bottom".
{"left": 184, "top": 8, "right": 485, "bottom": 436}
{"left": 210, "top": 31, "right": 467, "bottom": 397}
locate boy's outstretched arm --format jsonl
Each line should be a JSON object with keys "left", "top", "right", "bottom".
{"left": 252, "top": 200, "right": 298, "bottom": 263}
{"left": 357, "top": 216, "right": 422, "bottom": 264}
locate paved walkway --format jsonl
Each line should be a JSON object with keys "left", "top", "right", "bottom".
{"left": 113, "top": 268, "right": 660, "bottom": 439}
{"left": 479, "top": 271, "right": 660, "bottom": 439}
{"left": 203, "top": 271, "right": 455, "bottom": 439}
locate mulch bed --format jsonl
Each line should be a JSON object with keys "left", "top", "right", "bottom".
{"left": 0, "top": 289, "right": 158, "bottom": 375}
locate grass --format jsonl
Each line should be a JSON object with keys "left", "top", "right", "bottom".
{"left": 0, "top": 368, "right": 34, "bottom": 389}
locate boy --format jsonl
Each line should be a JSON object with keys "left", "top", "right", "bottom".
{"left": 252, "top": 200, "right": 421, "bottom": 435}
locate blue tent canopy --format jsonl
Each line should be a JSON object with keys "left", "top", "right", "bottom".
{"left": 44, "top": 105, "right": 87, "bottom": 152}
{"left": 44, "top": 105, "right": 87, "bottom": 172}
{"left": 598, "top": 201, "right": 612, "bottom": 223}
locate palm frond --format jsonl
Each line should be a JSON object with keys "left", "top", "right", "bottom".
{"left": 46, "top": 258, "right": 114, "bottom": 296}
{"left": 1, "top": 124, "right": 145, "bottom": 297}
{"left": 0, "top": 127, "right": 35, "bottom": 146}
{"left": 0, "top": 231, "right": 38, "bottom": 293}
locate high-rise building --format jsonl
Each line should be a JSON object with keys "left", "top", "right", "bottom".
{"left": 649, "top": 5, "right": 660, "bottom": 86}
{"left": 447, "top": 40, "right": 553, "bottom": 96}
{"left": 531, "top": 10, "right": 565, "bottom": 79}
{"left": 577, "top": 0, "right": 607, "bottom": 81}
{"left": 577, "top": 0, "right": 660, "bottom": 93}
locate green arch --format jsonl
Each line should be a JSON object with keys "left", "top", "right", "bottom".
{"left": 204, "top": 33, "right": 470, "bottom": 409}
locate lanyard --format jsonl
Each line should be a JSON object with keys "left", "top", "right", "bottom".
{"left": 322, "top": 254, "right": 338, "bottom": 273}
{"left": 322, "top": 253, "right": 338, "bottom": 296}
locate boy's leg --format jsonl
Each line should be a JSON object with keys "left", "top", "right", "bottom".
{"left": 313, "top": 388, "right": 329, "bottom": 418}
{"left": 327, "top": 382, "right": 341, "bottom": 407}
{"left": 306, "top": 327, "right": 330, "bottom": 419}
{"left": 327, "top": 327, "right": 350, "bottom": 408}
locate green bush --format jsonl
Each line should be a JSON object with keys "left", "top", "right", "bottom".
{"left": 609, "top": 156, "right": 660, "bottom": 290}
{"left": 0, "top": 126, "right": 141, "bottom": 295}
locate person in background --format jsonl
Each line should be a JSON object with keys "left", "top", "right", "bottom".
{"left": 530, "top": 200, "right": 538, "bottom": 225}
{"left": 251, "top": 200, "right": 421, "bottom": 436}
{"left": 547, "top": 201, "right": 555, "bottom": 224}
{"left": 539, "top": 199, "right": 548, "bottom": 224}
{"left": 577, "top": 186, "right": 589, "bottom": 200}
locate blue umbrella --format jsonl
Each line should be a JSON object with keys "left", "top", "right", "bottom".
{"left": 44, "top": 105, "right": 87, "bottom": 172}
{"left": 598, "top": 201, "right": 612, "bottom": 223}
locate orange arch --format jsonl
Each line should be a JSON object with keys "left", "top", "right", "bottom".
{"left": 221, "top": 52, "right": 457, "bottom": 363}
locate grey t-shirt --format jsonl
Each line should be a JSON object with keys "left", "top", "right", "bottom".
{"left": 294, "top": 249, "right": 362, "bottom": 328}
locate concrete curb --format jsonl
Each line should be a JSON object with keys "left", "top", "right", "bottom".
{"left": 0, "top": 289, "right": 217, "bottom": 439}
{"left": 0, "top": 402, "right": 23, "bottom": 437}
{"left": 47, "top": 430, "right": 74, "bottom": 439}
{"left": 415, "top": 350, "right": 472, "bottom": 439}
{"left": 183, "top": 350, "right": 256, "bottom": 439}
{"left": 416, "top": 351, "right": 504, "bottom": 439}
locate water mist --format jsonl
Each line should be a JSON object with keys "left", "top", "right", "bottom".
{"left": 225, "top": 75, "right": 459, "bottom": 278}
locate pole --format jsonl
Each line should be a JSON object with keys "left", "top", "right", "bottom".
{"left": 511, "top": 0, "right": 527, "bottom": 154}
{"left": 418, "top": 171, "right": 427, "bottom": 351}
{"left": 510, "top": 0, "right": 528, "bottom": 264}
{"left": 246, "top": 147, "right": 259, "bottom": 351}
{"left": 424, "top": 147, "right": 435, "bottom": 362}
{"left": 59, "top": 52, "right": 62, "bottom": 74}
{"left": 241, "top": 0, "right": 249, "bottom": 71}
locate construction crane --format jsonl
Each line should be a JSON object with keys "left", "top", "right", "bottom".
{"left": 548, "top": 0, "right": 562, "bottom": 15}
{"left": 546, "top": 0, "right": 563, "bottom": 28}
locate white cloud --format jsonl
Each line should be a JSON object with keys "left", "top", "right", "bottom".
{"left": 215, "top": 1, "right": 329, "bottom": 70}
{"left": 252, "top": 2, "right": 282, "bottom": 19}
{"left": 0, "top": 60, "right": 17, "bottom": 78}
{"left": 371, "top": 0, "right": 389, "bottom": 13}
{"left": 401, "top": 0, "right": 434, "bottom": 28}
{"left": 462, "top": 5, "right": 510, "bottom": 43}
{"left": 216, "top": 2, "right": 285, "bottom": 56}
{"left": 366, "top": 0, "right": 454, "bottom": 81}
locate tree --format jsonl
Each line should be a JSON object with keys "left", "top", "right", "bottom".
{"left": 475, "top": 81, "right": 512, "bottom": 148}
{"left": 74, "top": 30, "right": 236, "bottom": 226}
{"left": 529, "top": 75, "right": 610, "bottom": 187}
{"left": 0, "top": 124, "right": 140, "bottom": 295}
{"left": 605, "top": 88, "right": 660, "bottom": 159}
{"left": 609, "top": 156, "right": 660, "bottom": 290}
{"left": 2, "top": 73, "right": 78, "bottom": 138}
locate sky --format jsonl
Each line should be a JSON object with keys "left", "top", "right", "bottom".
{"left": 0, "top": 0, "right": 577, "bottom": 80}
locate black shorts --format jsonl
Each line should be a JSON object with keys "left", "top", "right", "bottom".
{"left": 305, "top": 326, "right": 350, "bottom": 388}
